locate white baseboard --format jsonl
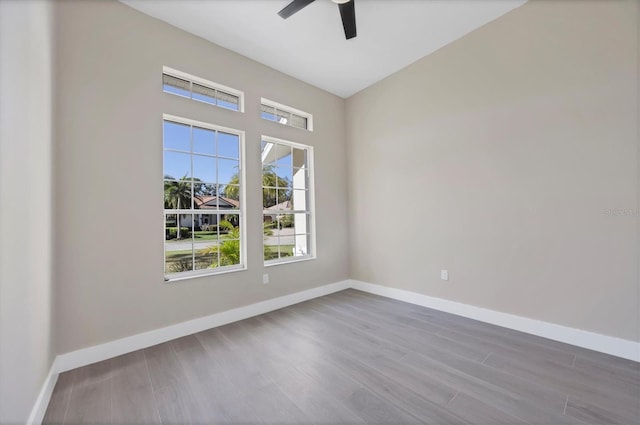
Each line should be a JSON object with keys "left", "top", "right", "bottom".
{"left": 33, "top": 277, "right": 638, "bottom": 425}
{"left": 52, "top": 279, "right": 350, "bottom": 373}
{"left": 349, "top": 279, "right": 640, "bottom": 362}
{"left": 26, "top": 364, "right": 58, "bottom": 425}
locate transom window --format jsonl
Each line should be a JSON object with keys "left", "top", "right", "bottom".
{"left": 261, "top": 98, "right": 313, "bottom": 131}
{"left": 262, "top": 136, "right": 315, "bottom": 264}
{"left": 163, "top": 66, "right": 244, "bottom": 112}
{"left": 163, "top": 114, "right": 245, "bottom": 279}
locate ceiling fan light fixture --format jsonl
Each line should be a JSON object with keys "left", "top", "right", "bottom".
{"left": 331, "top": 0, "right": 351, "bottom": 4}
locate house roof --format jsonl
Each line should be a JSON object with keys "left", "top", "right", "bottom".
{"left": 195, "top": 196, "right": 240, "bottom": 210}
{"left": 265, "top": 200, "right": 292, "bottom": 211}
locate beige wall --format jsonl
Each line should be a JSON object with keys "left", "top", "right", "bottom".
{"left": 0, "top": 0, "right": 55, "bottom": 422}
{"left": 54, "top": 0, "right": 349, "bottom": 354}
{"left": 346, "top": 0, "right": 639, "bottom": 341}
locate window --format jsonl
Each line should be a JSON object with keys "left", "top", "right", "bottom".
{"left": 163, "top": 66, "right": 244, "bottom": 112}
{"left": 163, "top": 114, "right": 245, "bottom": 279}
{"left": 262, "top": 136, "right": 315, "bottom": 264}
{"left": 261, "top": 98, "right": 313, "bottom": 131}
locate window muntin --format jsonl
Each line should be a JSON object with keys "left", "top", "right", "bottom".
{"left": 163, "top": 67, "right": 244, "bottom": 112}
{"left": 262, "top": 137, "right": 314, "bottom": 264}
{"left": 260, "top": 98, "right": 313, "bottom": 131}
{"left": 164, "top": 115, "right": 245, "bottom": 279}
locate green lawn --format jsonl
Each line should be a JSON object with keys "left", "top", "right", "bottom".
{"left": 166, "top": 244, "right": 297, "bottom": 273}
{"left": 166, "top": 230, "right": 222, "bottom": 243}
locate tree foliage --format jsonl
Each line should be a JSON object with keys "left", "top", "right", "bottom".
{"left": 223, "top": 165, "right": 291, "bottom": 207}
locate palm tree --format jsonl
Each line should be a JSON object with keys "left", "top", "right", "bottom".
{"left": 164, "top": 174, "right": 197, "bottom": 239}
{"left": 201, "top": 221, "right": 274, "bottom": 267}
{"left": 224, "top": 165, "right": 291, "bottom": 207}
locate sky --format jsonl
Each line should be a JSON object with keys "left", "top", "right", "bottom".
{"left": 163, "top": 120, "right": 240, "bottom": 186}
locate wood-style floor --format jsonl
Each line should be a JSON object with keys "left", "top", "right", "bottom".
{"left": 43, "top": 289, "right": 640, "bottom": 425}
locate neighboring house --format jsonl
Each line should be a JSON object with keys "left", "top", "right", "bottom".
{"left": 263, "top": 199, "right": 292, "bottom": 223}
{"left": 178, "top": 196, "right": 240, "bottom": 228}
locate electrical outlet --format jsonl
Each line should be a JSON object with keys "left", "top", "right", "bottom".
{"left": 263, "top": 273, "right": 269, "bottom": 284}
{"left": 440, "top": 270, "right": 449, "bottom": 281}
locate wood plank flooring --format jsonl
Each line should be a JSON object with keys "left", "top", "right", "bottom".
{"left": 43, "top": 289, "right": 640, "bottom": 424}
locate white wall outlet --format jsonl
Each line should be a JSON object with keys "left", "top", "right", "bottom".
{"left": 440, "top": 270, "right": 449, "bottom": 281}
{"left": 262, "top": 273, "right": 269, "bottom": 284}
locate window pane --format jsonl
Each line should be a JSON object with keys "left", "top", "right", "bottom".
{"left": 294, "top": 234, "right": 309, "bottom": 256}
{"left": 219, "top": 185, "right": 240, "bottom": 207}
{"left": 292, "top": 189, "right": 308, "bottom": 211}
{"left": 262, "top": 166, "right": 277, "bottom": 187}
{"left": 261, "top": 142, "right": 277, "bottom": 167}
{"left": 293, "top": 213, "right": 309, "bottom": 235}
{"left": 193, "top": 127, "right": 215, "bottom": 156}
{"left": 192, "top": 83, "right": 216, "bottom": 105}
{"left": 216, "top": 91, "right": 239, "bottom": 111}
{"left": 163, "top": 74, "right": 190, "bottom": 97}
{"left": 194, "top": 248, "right": 216, "bottom": 271}
{"left": 275, "top": 166, "right": 293, "bottom": 187}
{"left": 164, "top": 151, "right": 191, "bottom": 180}
{"left": 275, "top": 109, "right": 290, "bottom": 125}
{"left": 195, "top": 182, "right": 218, "bottom": 198}
{"left": 292, "top": 148, "right": 307, "bottom": 168}
{"left": 193, "top": 155, "right": 216, "bottom": 183}
{"left": 165, "top": 251, "right": 193, "bottom": 274}
{"left": 290, "top": 114, "right": 308, "bottom": 129}
{"left": 292, "top": 167, "right": 307, "bottom": 190}
{"left": 194, "top": 213, "right": 217, "bottom": 270}
{"left": 164, "top": 180, "right": 193, "bottom": 210}
{"left": 261, "top": 105, "right": 276, "bottom": 121}
{"left": 276, "top": 189, "right": 291, "bottom": 209}
{"left": 163, "top": 121, "right": 190, "bottom": 152}
{"left": 218, "top": 158, "right": 240, "bottom": 186}
{"left": 275, "top": 144, "right": 292, "bottom": 167}
{"left": 165, "top": 214, "right": 193, "bottom": 274}
{"left": 263, "top": 187, "right": 277, "bottom": 209}
{"left": 218, "top": 132, "right": 239, "bottom": 159}
{"left": 219, "top": 213, "right": 240, "bottom": 266}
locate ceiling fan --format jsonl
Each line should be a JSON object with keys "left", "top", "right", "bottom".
{"left": 278, "top": 0, "right": 357, "bottom": 40}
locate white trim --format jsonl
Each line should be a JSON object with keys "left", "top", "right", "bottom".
{"left": 261, "top": 135, "right": 316, "bottom": 264}
{"left": 163, "top": 114, "right": 245, "bottom": 136}
{"left": 349, "top": 279, "right": 640, "bottom": 362}
{"left": 163, "top": 66, "right": 244, "bottom": 112}
{"left": 45, "top": 278, "right": 639, "bottom": 379}
{"left": 26, "top": 364, "right": 58, "bottom": 425}
{"left": 51, "top": 280, "right": 350, "bottom": 373}
{"left": 264, "top": 255, "right": 316, "bottom": 268}
{"left": 162, "top": 114, "right": 246, "bottom": 281}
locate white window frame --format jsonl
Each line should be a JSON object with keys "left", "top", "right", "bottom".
{"left": 262, "top": 135, "right": 316, "bottom": 267}
{"left": 260, "top": 98, "right": 313, "bottom": 131}
{"left": 163, "top": 66, "right": 245, "bottom": 113}
{"left": 163, "top": 113, "right": 247, "bottom": 281}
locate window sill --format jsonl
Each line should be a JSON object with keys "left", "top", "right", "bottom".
{"left": 164, "top": 264, "right": 246, "bottom": 283}
{"left": 264, "top": 255, "right": 316, "bottom": 268}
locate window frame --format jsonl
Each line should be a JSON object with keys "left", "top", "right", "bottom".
{"left": 163, "top": 66, "right": 245, "bottom": 113}
{"left": 163, "top": 113, "right": 247, "bottom": 282}
{"left": 260, "top": 98, "right": 313, "bottom": 131}
{"left": 261, "top": 135, "right": 316, "bottom": 267}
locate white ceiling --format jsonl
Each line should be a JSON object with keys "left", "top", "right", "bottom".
{"left": 121, "top": 0, "right": 526, "bottom": 98}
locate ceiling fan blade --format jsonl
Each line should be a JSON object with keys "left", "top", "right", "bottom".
{"left": 338, "top": 0, "right": 356, "bottom": 39}
{"left": 278, "top": 0, "right": 315, "bottom": 19}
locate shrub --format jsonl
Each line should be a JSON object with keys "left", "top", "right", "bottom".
{"left": 169, "top": 258, "right": 192, "bottom": 273}
{"left": 166, "top": 227, "right": 191, "bottom": 240}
